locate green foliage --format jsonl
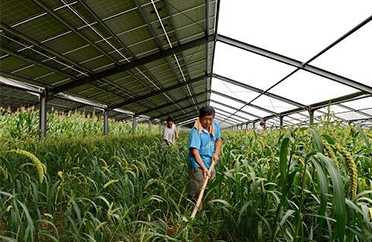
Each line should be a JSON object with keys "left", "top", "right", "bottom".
{"left": 0, "top": 106, "right": 160, "bottom": 146}
{"left": 1, "top": 107, "right": 372, "bottom": 241}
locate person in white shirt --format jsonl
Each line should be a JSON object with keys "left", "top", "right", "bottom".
{"left": 163, "top": 116, "right": 179, "bottom": 146}
{"left": 256, "top": 119, "right": 266, "bottom": 134}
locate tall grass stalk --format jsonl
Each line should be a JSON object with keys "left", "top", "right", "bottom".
{"left": 1, "top": 108, "right": 371, "bottom": 241}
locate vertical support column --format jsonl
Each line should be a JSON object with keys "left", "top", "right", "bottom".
{"left": 132, "top": 115, "right": 137, "bottom": 135}
{"left": 309, "top": 108, "right": 314, "bottom": 126}
{"left": 253, "top": 122, "right": 256, "bottom": 130}
{"left": 39, "top": 90, "right": 47, "bottom": 138}
{"left": 246, "top": 122, "right": 249, "bottom": 130}
{"left": 148, "top": 119, "right": 152, "bottom": 134}
{"left": 103, "top": 107, "right": 108, "bottom": 137}
{"left": 279, "top": 115, "right": 284, "bottom": 128}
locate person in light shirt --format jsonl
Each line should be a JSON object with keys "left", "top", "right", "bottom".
{"left": 256, "top": 119, "right": 266, "bottom": 133}
{"left": 163, "top": 116, "right": 179, "bottom": 146}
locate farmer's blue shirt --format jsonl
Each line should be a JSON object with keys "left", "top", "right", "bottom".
{"left": 188, "top": 120, "right": 221, "bottom": 169}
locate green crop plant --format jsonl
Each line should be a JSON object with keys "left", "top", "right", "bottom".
{"left": 1, "top": 107, "right": 372, "bottom": 241}
{"left": 0, "top": 106, "right": 161, "bottom": 146}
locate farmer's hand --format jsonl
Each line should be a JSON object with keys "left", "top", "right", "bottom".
{"left": 212, "top": 153, "right": 219, "bottom": 164}
{"left": 202, "top": 167, "right": 210, "bottom": 179}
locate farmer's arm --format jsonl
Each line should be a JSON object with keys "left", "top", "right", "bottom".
{"left": 164, "top": 138, "right": 171, "bottom": 146}
{"left": 212, "top": 137, "right": 222, "bottom": 163}
{"left": 190, "top": 148, "right": 209, "bottom": 178}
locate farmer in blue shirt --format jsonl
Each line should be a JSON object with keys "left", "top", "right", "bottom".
{"left": 188, "top": 106, "right": 222, "bottom": 203}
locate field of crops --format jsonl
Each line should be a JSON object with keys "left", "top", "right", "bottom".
{"left": 0, "top": 107, "right": 160, "bottom": 142}
{"left": 1, "top": 108, "right": 372, "bottom": 241}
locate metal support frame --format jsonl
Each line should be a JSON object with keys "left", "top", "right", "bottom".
{"left": 211, "top": 90, "right": 300, "bottom": 126}
{"left": 50, "top": 35, "right": 215, "bottom": 95}
{"left": 214, "top": 16, "right": 372, "bottom": 125}
{"left": 111, "top": 73, "right": 210, "bottom": 109}
{"left": 337, "top": 103, "right": 372, "bottom": 118}
{"left": 211, "top": 99, "right": 257, "bottom": 120}
{"left": 135, "top": 91, "right": 206, "bottom": 117}
{"left": 280, "top": 115, "right": 284, "bottom": 127}
{"left": 157, "top": 99, "right": 209, "bottom": 124}
{"left": 0, "top": 25, "right": 137, "bottom": 104}
{"left": 213, "top": 73, "right": 307, "bottom": 109}
{"left": 138, "top": 0, "right": 194, "bottom": 108}
{"left": 214, "top": 107, "right": 247, "bottom": 123}
{"left": 34, "top": 0, "right": 119, "bottom": 65}
{"left": 217, "top": 33, "right": 372, "bottom": 94}
{"left": 2, "top": 2, "right": 371, "bottom": 131}
{"left": 309, "top": 108, "right": 314, "bottom": 126}
{"left": 104, "top": 108, "right": 109, "bottom": 137}
{"left": 212, "top": 90, "right": 278, "bottom": 115}
{"left": 214, "top": 116, "right": 235, "bottom": 126}
{"left": 207, "top": 0, "right": 221, "bottom": 105}
{"left": 148, "top": 120, "right": 152, "bottom": 135}
{"left": 132, "top": 116, "right": 137, "bottom": 135}
{"left": 215, "top": 111, "right": 242, "bottom": 125}
{"left": 39, "top": 90, "right": 47, "bottom": 138}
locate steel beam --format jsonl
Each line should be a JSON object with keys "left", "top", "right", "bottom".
{"left": 132, "top": 116, "right": 137, "bottom": 135}
{"left": 337, "top": 103, "right": 372, "bottom": 118}
{"left": 50, "top": 35, "right": 215, "bottom": 95}
{"left": 0, "top": 46, "right": 76, "bottom": 80}
{"left": 0, "top": 74, "right": 43, "bottom": 94}
{"left": 211, "top": 99, "right": 260, "bottom": 119}
{"left": 135, "top": 91, "right": 206, "bottom": 117}
{"left": 213, "top": 73, "right": 307, "bottom": 108}
{"left": 217, "top": 34, "right": 372, "bottom": 94}
{"left": 211, "top": 90, "right": 278, "bottom": 115}
{"left": 211, "top": 90, "right": 304, "bottom": 124}
{"left": 104, "top": 108, "right": 108, "bottom": 137}
{"left": 213, "top": 107, "right": 248, "bottom": 123}
{"left": 39, "top": 90, "right": 47, "bottom": 138}
{"left": 1, "top": 23, "right": 137, "bottom": 102}
{"left": 153, "top": 99, "right": 206, "bottom": 121}
{"left": 33, "top": 0, "right": 118, "bottom": 65}
{"left": 110, "top": 73, "right": 210, "bottom": 109}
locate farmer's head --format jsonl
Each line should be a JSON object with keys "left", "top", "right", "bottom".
{"left": 166, "top": 116, "right": 174, "bottom": 128}
{"left": 199, "top": 106, "right": 215, "bottom": 129}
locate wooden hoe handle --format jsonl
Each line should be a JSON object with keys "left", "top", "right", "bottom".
{"left": 190, "top": 161, "right": 215, "bottom": 219}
